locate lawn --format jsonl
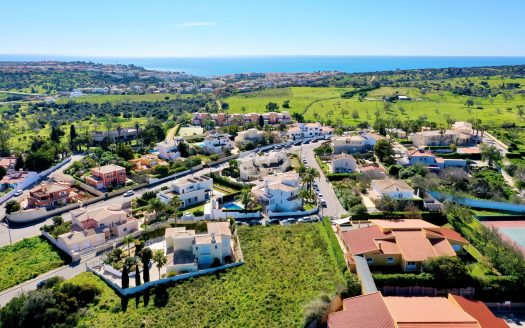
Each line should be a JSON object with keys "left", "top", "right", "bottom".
{"left": 224, "top": 83, "right": 525, "bottom": 127}
{"left": 74, "top": 224, "right": 347, "bottom": 327}
{"left": 0, "top": 237, "right": 67, "bottom": 291}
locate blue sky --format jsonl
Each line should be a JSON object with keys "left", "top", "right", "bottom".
{"left": 1, "top": 0, "right": 524, "bottom": 57}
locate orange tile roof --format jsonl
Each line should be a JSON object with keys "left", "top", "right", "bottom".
{"left": 341, "top": 226, "right": 387, "bottom": 255}
{"left": 384, "top": 296, "right": 479, "bottom": 327}
{"left": 428, "top": 227, "right": 468, "bottom": 244}
{"left": 429, "top": 238, "right": 457, "bottom": 257}
{"left": 328, "top": 292, "right": 395, "bottom": 328}
{"left": 449, "top": 294, "right": 509, "bottom": 328}
{"left": 370, "top": 219, "right": 438, "bottom": 231}
{"left": 393, "top": 230, "right": 439, "bottom": 261}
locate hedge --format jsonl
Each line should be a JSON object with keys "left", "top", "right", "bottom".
{"left": 373, "top": 273, "right": 435, "bottom": 287}
{"left": 327, "top": 172, "right": 362, "bottom": 181}
{"left": 208, "top": 173, "right": 245, "bottom": 190}
{"left": 349, "top": 211, "right": 447, "bottom": 225}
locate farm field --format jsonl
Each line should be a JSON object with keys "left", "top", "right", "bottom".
{"left": 74, "top": 224, "right": 346, "bottom": 327}
{"left": 0, "top": 237, "right": 67, "bottom": 291}
{"left": 224, "top": 82, "right": 525, "bottom": 127}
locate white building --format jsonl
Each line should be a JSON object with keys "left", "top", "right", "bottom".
{"left": 369, "top": 179, "right": 418, "bottom": 201}
{"left": 288, "top": 122, "right": 333, "bottom": 140}
{"left": 165, "top": 221, "right": 232, "bottom": 273}
{"left": 234, "top": 128, "right": 265, "bottom": 145}
{"left": 331, "top": 153, "right": 358, "bottom": 173}
{"left": 411, "top": 122, "right": 474, "bottom": 147}
{"left": 399, "top": 148, "right": 467, "bottom": 171}
{"left": 91, "top": 128, "right": 138, "bottom": 142}
{"left": 332, "top": 135, "right": 366, "bottom": 154}
{"left": 361, "top": 131, "right": 385, "bottom": 149}
{"left": 157, "top": 175, "right": 213, "bottom": 208}
{"left": 251, "top": 172, "right": 302, "bottom": 212}
{"left": 238, "top": 151, "right": 290, "bottom": 181}
{"left": 157, "top": 138, "right": 183, "bottom": 160}
{"left": 202, "top": 133, "right": 234, "bottom": 154}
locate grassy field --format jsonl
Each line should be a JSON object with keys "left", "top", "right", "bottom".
{"left": 74, "top": 224, "right": 346, "bottom": 327}
{"left": 224, "top": 82, "right": 525, "bottom": 127}
{"left": 0, "top": 237, "right": 67, "bottom": 291}
{"left": 55, "top": 93, "right": 191, "bottom": 104}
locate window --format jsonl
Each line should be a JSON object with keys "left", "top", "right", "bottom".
{"left": 215, "top": 245, "right": 218, "bottom": 249}
{"left": 196, "top": 247, "right": 198, "bottom": 250}
{"left": 387, "top": 257, "right": 395, "bottom": 263}
{"left": 452, "top": 244, "right": 461, "bottom": 252}
{"left": 366, "top": 257, "right": 373, "bottom": 264}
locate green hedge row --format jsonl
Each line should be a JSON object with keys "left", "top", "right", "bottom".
{"left": 327, "top": 173, "right": 362, "bottom": 181}
{"left": 373, "top": 273, "right": 435, "bottom": 287}
{"left": 208, "top": 172, "right": 245, "bottom": 190}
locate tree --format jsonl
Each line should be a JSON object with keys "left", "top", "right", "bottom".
{"left": 147, "top": 198, "right": 167, "bottom": 221}
{"left": 5, "top": 200, "right": 20, "bottom": 214}
{"left": 298, "top": 188, "right": 311, "bottom": 207}
{"left": 351, "top": 110, "right": 359, "bottom": 120}
{"left": 123, "top": 235, "right": 134, "bottom": 257}
{"left": 300, "top": 167, "right": 319, "bottom": 191}
{"left": 517, "top": 105, "right": 524, "bottom": 119}
{"left": 169, "top": 195, "right": 183, "bottom": 221}
{"left": 480, "top": 143, "right": 501, "bottom": 167}
{"left": 140, "top": 247, "right": 153, "bottom": 283}
{"left": 422, "top": 256, "right": 470, "bottom": 288}
{"left": 465, "top": 98, "right": 474, "bottom": 107}
{"left": 282, "top": 100, "right": 290, "bottom": 108}
{"left": 373, "top": 139, "right": 395, "bottom": 165}
{"left": 0, "top": 123, "right": 10, "bottom": 156}
{"left": 0, "top": 166, "right": 5, "bottom": 181}
{"left": 258, "top": 115, "right": 264, "bottom": 128}
{"left": 69, "top": 124, "right": 77, "bottom": 148}
{"left": 265, "top": 102, "right": 279, "bottom": 112}
{"left": 121, "top": 261, "right": 130, "bottom": 289}
{"left": 14, "top": 153, "right": 24, "bottom": 170}
{"left": 50, "top": 123, "right": 64, "bottom": 143}
{"left": 135, "top": 258, "right": 142, "bottom": 287}
{"left": 376, "top": 195, "right": 398, "bottom": 215}
{"left": 236, "top": 188, "right": 254, "bottom": 213}
{"left": 152, "top": 250, "right": 167, "bottom": 279}
{"left": 340, "top": 108, "right": 349, "bottom": 118}
{"left": 240, "top": 106, "right": 247, "bottom": 115}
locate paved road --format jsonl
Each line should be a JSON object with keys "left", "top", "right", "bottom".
{"left": 300, "top": 142, "right": 347, "bottom": 218}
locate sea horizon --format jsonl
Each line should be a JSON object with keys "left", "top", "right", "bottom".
{"left": 1, "top": 54, "right": 525, "bottom": 77}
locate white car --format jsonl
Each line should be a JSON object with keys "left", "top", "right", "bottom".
{"left": 123, "top": 190, "right": 134, "bottom": 197}
{"left": 13, "top": 190, "right": 23, "bottom": 197}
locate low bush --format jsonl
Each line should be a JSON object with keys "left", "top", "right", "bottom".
{"left": 373, "top": 273, "right": 435, "bottom": 287}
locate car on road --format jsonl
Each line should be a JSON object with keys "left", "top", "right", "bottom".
{"left": 302, "top": 140, "right": 310, "bottom": 144}
{"left": 13, "top": 190, "right": 23, "bottom": 197}
{"left": 123, "top": 190, "right": 134, "bottom": 197}
{"left": 317, "top": 193, "right": 323, "bottom": 198}
{"left": 320, "top": 200, "right": 327, "bottom": 207}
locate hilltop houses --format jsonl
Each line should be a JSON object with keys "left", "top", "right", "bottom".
{"left": 332, "top": 135, "right": 366, "bottom": 154}
{"left": 91, "top": 128, "right": 138, "bottom": 143}
{"left": 238, "top": 151, "right": 290, "bottom": 181}
{"left": 191, "top": 111, "right": 291, "bottom": 126}
{"left": 84, "top": 164, "right": 127, "bottom": 190}
{"left": 251, "top": 172, "right": 302, "bottom": 213}
{"left": 128, "top": 154, "right": 168, "bottom": 173}
{"left": 165, "top": 221, "right": 232, "bottom": 273}
{"left": 234, "top": 128, "right": 265, "bottom": 146}
{"left": 157, "top": 175, "right": 213, "bottom": 208}
{"left": 399, "top": 148, "right": 466, "bottom": 171}
{"left": 330, "top": 153, "right": 358, "bottom": 173}
{"left": 27, "top": 182, "right": 77, "bottom": 209}
{"left": 339, "top": 219, "right": 468, "bottom": 272}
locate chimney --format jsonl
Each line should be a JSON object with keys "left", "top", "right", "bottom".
{"left": 378, "top": 241, "right": 382, "bottom": 252}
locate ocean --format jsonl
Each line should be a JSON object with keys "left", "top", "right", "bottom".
{"left": 1, "top": 54, "right": 525, "bottom": 77}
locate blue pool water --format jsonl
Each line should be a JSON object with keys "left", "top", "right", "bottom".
{"left": 222, "top": 202, "right": 244, "bottom": 211}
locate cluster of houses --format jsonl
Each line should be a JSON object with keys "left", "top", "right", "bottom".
{"left": 192, "top": 111, "right": 292, "bottom": 126}
{"left": 0, "top": 157, "right": 38, "bottom": 192}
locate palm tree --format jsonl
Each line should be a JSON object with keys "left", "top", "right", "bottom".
{"left": 152, "top": 249, "right": 167, "bottom": 279}
{"left": 169, "top": 195, "right": 183, "bottom": 222}
{"left": 236, "top": 188, "right": 253, "bottom": 213}
{"left": 147, "top": 198, "right": 167, "bottom": 221}
{"left": 298, "top": 188, "right": 310, "bottom": 208}
{"left": 301, "top": 167, "right": 319, "bottom": 192}
{"left": 123, "top": 235, "right": 134, "bottom": 256}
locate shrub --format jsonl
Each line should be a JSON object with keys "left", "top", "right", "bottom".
{"left": 373, "top": 273, "right": 435, "bottom": 287}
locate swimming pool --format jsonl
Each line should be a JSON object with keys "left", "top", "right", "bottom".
{"left": 222, "top": 202, "right": 244, "bottom": 211}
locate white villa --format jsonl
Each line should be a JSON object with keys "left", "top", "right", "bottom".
{"left": 165, "top": 221, "right": 232, "bottom": 273}
{"left": 234, "top": 128, "right": 265, "bottom": 145}
{"left": 157, "top": 175, "right": 213, "bottom": 208}
{"left": 157, "top": 137, "right": 183, "bottom": 160}
{"left": 369, "top": 179, "right": 418, "bottom": 201}
{"left": 288, "top": 122, "right": 333, "bottom": 140}
{"left": 57, "top": 204, "right": 139, "bottom": 253}
{"left": 202, "top": 133, "right": 234, "bottom": 154}
{"left": 361, "top": 131, "right": 385, "bottom": 149}
{"left": 91, "top": 128, "right": 138, "bottom": 143}
{"left": 331, "top": 153, "right": 358, "bottom": 173}
{"left": 399, "top": 148, "right": 466, "bottom": 171}
{"left": 332, "top": 135, "right": 366, "bottom": 154}
{"left": 238, "top": 151, "right": 290, "bottom": 181}
{"left": 251, "top": 172, "right": 302, "bottom": 212}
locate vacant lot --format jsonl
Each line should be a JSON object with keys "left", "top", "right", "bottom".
{"left": 224, "top": 82, "right": 525, "bottom": 127}
{"left": 75, "top": 224, "right": 346, "bottom": 327}
{"left": 0, "top": 237, "right": 67, "bottom": 291}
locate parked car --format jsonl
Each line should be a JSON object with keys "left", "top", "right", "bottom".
{"left": 13, "top": 190, "right": 23, "bottom": 197}
{"left": 123, "top": 190, "right": 134, "bottom": 197}
{"left": 269, "top": 219, "right": 280, "bottom": 225}
{"left": 249, "top": 220, "right": 262, "bottom": 226}
{"left": 236, "top": 221, "right": 249, "bottom": 226}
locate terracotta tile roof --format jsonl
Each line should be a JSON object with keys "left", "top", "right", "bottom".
{"left": 371, "top": 179, "right": 414, "bottom": 193}
{"left": 457, "top": 147, "right": 481, "bottom": 155}
{"left": 91, "top": 164, "right": 126, "bottom": 174}
{"left": 370, "top": 219, "right": 438, "bottom": 231}
{"left": 429, "top": 238, "right": 457, "bottom": 257}
{"left": 341, "top": 226, "right": 387, "bottom": 255}
{"left": 428, "top": 227, "right": 468, "bottom": 244}
{"left": 407, "top": 149, "right": 435, "bottom": 157}
{"left": 384, "top": 296, "right": 479, "bottom": 327}
{"left": 393, "top": 230, "right": 439, "bottom": 261}
{"left": 375, "top": 239, "right": 400, "bottom": 254}
{"left": 328, "top": 292, "right": 395, "bottom": 328}
{"left": 449, "top": 294, "right": 509, "bottom": 328}
{"left": 80, "top": 218, "right": 98, "bottom": 230}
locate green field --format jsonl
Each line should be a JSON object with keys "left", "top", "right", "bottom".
{"left": 0, "top": 237, "right": 67, "bottom": 291}
{"left": 74, "top": 224, "right": 346, "bottom": 327}
{"left": 55, "top": 93, "right": 191, "bottom": 104}
{"left": 225, "top": 82, "right": 525, "bottom": 127}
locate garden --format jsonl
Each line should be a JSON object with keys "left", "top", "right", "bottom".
{"left": 67, "top": 223, "right": 358, "bottom": 327}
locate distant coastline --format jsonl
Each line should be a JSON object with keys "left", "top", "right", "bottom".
{"left": 1, "top": 54, "right": 524, "bottom": 77}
